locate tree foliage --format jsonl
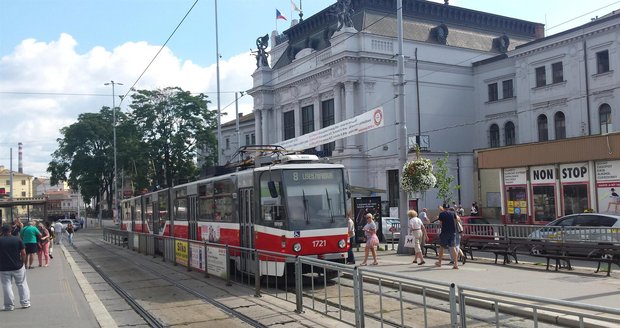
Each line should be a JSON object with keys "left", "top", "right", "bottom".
{"left": 128, "top": 87, "right": 216, "bottom": 188}
{"left": 434, "top": 152, "right": 460, "bottom": 205}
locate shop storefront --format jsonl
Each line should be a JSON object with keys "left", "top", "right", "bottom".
{"left": 476, "top": 133, "right": 620, "bottom": 224}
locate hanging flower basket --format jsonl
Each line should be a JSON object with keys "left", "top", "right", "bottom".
{"left": 401, "top": 157, "right": 436, "bottom": 194}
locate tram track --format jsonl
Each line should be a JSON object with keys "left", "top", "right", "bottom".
{"left": 74, "top": 235, "right": 270, "bottom": 328}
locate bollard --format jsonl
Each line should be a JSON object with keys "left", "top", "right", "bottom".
{"left": 295, "top": 257, "right": 303, "bottom": 313}
{"left": 254, "top": 250, "right": 261, "bottom": 297}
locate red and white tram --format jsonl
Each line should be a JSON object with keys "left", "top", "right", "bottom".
{"left": 120, "top": 152, "right": 350, "bottom": 277}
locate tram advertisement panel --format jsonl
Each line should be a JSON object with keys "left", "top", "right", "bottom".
{"left": 189, "top": 243, "right": 205, "bottom": 271}
{"left": 353, "top": 196, "right": 382, "bottom": 243}
{"left": 206, "top": 246, "right": 228, "bottom": 279}
{"left": 596, "top": 160, "right": 620, "bottom": 214}
{"left": 175, "top": 240, "right": 188, "bottom": 266}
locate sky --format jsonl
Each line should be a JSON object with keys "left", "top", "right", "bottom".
{"left": 1, "top": 0, "right": 619, "bottom": 178}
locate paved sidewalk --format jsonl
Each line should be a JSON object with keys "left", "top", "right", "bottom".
{"left": 351, "top": 244, "right": 620, "bottom": 309}
{"left": 1, "top": 241, "right": 106, "bottom": 328}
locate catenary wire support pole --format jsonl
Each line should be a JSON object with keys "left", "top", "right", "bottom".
{"left": 396, "top": 0, "right": 409, "bottom": 254}
{"left": 215, "top": 0, "right": 222, "bottom": 165}
{"left": 104, "top": 80, "right": 123, "bottom": 228}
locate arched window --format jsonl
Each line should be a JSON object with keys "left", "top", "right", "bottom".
{"left": 490, "top": 124, "right": 500, "bottom": 147}
{"left": 537, "top": 114, "right": 548, "bottom": 142}
{"left": 505, "top": 121, "right": 516, "bottom": 146}
{"left": 554, "top": 112, "right": 566, "bottom": 139}
{"left": 600, "top": 104, "right": 612, "bottom": 134}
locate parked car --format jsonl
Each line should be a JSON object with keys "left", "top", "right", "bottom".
{"left": 381, "top": 217, "right": 401, "bottom": 241}
{"left": 528, "top": 213, "right": 620, "bottom": 243}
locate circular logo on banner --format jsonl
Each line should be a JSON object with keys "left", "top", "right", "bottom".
{"left": 373, "top": 109, "right": 383, "bottom": 126}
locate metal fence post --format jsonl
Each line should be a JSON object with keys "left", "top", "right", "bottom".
{"left": 295, "top": 257, "right": 303, "bottom": 313}
{"left": 162, "top": 237, "right": 166, "bottom": 262}
{"left": 459, "top": 286, "right": 467, "bottom": 328}
{"left": 187, "top": 241, "right": 192, "bottom": 272}
{"left": 353, "top": 267, "right": 365, "bottom": 328}
{"left": 254, "top": 249, "right": 261, "bottom": 297}
{"left": 205, "top": 242, "right": 210, "bottom": 278}
{"left": 172, "top": 236, "right": 177, "bottom": 266}
{"left": 449, "top": 283, "right": 458, "bottom": 327}
{"left": 225, "top": 245, "right": 232, "bottom": 286}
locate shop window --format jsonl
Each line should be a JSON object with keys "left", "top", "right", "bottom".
{"left": 599, "top": 104, "right": 612, "bottom": 134}
{"left": 489, "top": 124, "right": 500, "bottom": 147}
{"left": 502, "top": 80, "right": 513, "bottom": 99}
{"left": 532, "top": 185, "right": 556, "bottom": 223}
{"left": 562, "top": 184, "right": 588, "bottom": 215}
{"left": 321, "top": 99, "right": 335, "bottom": 156}
{"left": 301, "top": 105, "right": 314, "bottom": 135}
{"left": 551, "top": 62, "right": 563, "bottom": 84}
{"left": 283, "top": 111, "right": 295, "bottom": 140}
{"left": 506, "top": 186, "right": 528, "bottom": 224}
{"left": 504, "top": 121, "right": 515, "bottom": 146}
{"left": 487, "top": 83, "right": 498, "bottom": 102}
{"left": 597, "top": 50, "right": 609, "bottom": 74}
{"left": 537, "top": 114, "right": 548, "bottom": 141}
{"left": 535, "top": 66, "right": 546, "bottom": 87}
{"left": 554, "top": 112, "right": 566, "bottom": 139}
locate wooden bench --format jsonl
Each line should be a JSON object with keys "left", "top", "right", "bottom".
{"left": 528, "top": 241, "right": 620, "bottom": 276}
{"left": 462, "top": 238, "right": 518, "bottom": 265}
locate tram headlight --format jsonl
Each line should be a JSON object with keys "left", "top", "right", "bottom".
{"left": 293, "top": 243, "right": 302, "bottom": 253}
{"left": 338, "top": 239, "right": 346, "bottom": 249}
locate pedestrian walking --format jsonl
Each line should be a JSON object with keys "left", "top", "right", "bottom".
{"left": 0, "top": 224, "right": 31, "bottom": 311}
{"left": 36, "top": 223, "right": 50, "bottom": 267}
{"left": 346, "top": 210, "right": 356, "bottom": 264}
{"left": 360, "top": 213, "right": 379, "bottom": 266}
{"left": 407, "top": 210, "right": 427, "bottom": 265}
{"left": 66, "top": 222, "right": 75, "bottom": 246}
{"left": 419, "top": 208, "right": 429, "bottom": 225}
{"left": 10, "top": 219, "right": 22, "bottom": 237}
{"left": 432, "top": 205, "right": 459, "bottom": 269}
{"left": 53, "top": 220, "right": 63, "bottom": 245}
{"left": 19, "top": 221, "right": 40, "bottom": 270}
{"left": 449, "top": 209, "right": 465, "bottom": 265}
{"left": 48, "top": 224, "right": 54, "bottom": 259}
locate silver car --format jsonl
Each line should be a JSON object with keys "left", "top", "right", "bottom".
{"left": 381, "top": 217, "right": 401, "bottom": 241}
{"left": 528, "top": 213, "right": 620, "bottom": 243}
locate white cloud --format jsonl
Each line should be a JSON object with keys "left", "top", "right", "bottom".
{"left": 0, "top": 33, "right": 256, "bottom": 177}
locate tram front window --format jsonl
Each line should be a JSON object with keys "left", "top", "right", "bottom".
{"left": 283, "top": 169, "right": 346, "bottom": 230}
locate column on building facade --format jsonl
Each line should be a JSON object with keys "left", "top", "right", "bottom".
{"left": 334, "top": 84, "right": 343, "bottom": 152}
{"left": 274, "top": 106, "right": 282, "bottom": 142}
{"left": 313, "top": 96, "right": 320, "bottom": 150}
{"left": 294, "top": 101, "right": 301, "bottom": 139}
{"left": 254, "top": 109, "right": 263, "bottom": 145}
{"left": 344, "top": 81, "right": 356, "bottom": 151}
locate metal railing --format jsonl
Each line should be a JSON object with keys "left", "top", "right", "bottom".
{"left": 102, "top": 228, "right": 620, "bottom": 328}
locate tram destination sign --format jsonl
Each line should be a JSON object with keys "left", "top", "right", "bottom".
{"left": 278, "top": 107, "right": 384, "bottom": 151}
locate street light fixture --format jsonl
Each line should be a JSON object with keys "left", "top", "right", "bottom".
{"left": 104, "top": 80, "right": 123, "bottom": 226}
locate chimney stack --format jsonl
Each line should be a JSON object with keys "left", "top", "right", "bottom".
{"left": 18, "top": 142, "right": 23, "bottom": 173}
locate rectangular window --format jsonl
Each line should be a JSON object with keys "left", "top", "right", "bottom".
{"left": 301, "top": 105, "right": 314, "bottom": 135}
{"left": 5, "top": 180, "right": 9, "bottom": 185}
{"left": 21, "top": 180, "right": 26, "bottom": 185}
{"left": 321, "top": 99, "right": 335, "bottom": 156}
{"left": 532, "top": 185, "right": 556, "bottom": 223}
{"left": 251, "top": 133, "right": 255, "bottom": 145}
{"left": 245, "top": 134, "right": 250, "bottom": 146}
{"left": 506, "top": 186, "right": 528, "bottom": 224}
{"left": 535, "top": 66, "right": 546, "bottom": 87}
{"left": 502, "top": 80, "right": 513, "bottom": 99}
{"left": 562, "top": 184, "right": 588, "bottom": 215}
{"left": 597, "top": 50, "right": 610, "bottom": 74}
{"left": 225, "top": 138, "right": 230, "bottom": 150}
{"left": 552, "top": 62, "right": 563, "bottom": 83}
{"left": 283, "top": 111, "right": 295, "bottom": 140}
{"left": 21, "top": 191, "right": 26, "bottom": 197}
{"left": 487, "top": 83, "right": 498, "bottom": 102}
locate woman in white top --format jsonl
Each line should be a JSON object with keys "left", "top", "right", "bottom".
{"left": 408, "top": 210, "right": 428, "bottom": 265}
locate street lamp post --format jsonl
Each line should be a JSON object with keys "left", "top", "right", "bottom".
{"left": 104, "top": 80, "right": 123, "bottom": 226}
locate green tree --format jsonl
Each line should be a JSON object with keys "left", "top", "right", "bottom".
{"left": 129, "top": 87, "right": 216, "bottom": 188}
{"left": 434, "top": 152, "right": 460, "bottom": 205}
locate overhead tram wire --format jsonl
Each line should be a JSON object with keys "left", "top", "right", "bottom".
{"left": 118, "top": 0, "right": 199, "bottom": 107}
{"left": 546, "top": 1, "right": 620, "bottom": 32}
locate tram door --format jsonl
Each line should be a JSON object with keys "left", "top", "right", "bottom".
{"left": 188, "top": 195, "right": 198, "bottom": 240}
{"left": 239, "top": 188, "right": 254, "bottom": 272}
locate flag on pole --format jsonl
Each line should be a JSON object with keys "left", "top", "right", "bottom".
{"left": 276, "top": 9, "right": 287, "bottom": 20}
{"left": 291, "top": 0, "right": 301, "bottom": 12}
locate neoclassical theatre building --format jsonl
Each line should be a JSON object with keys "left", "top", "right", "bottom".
{"left": 240, "top": 0, "right": 541, "bottom": 217}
